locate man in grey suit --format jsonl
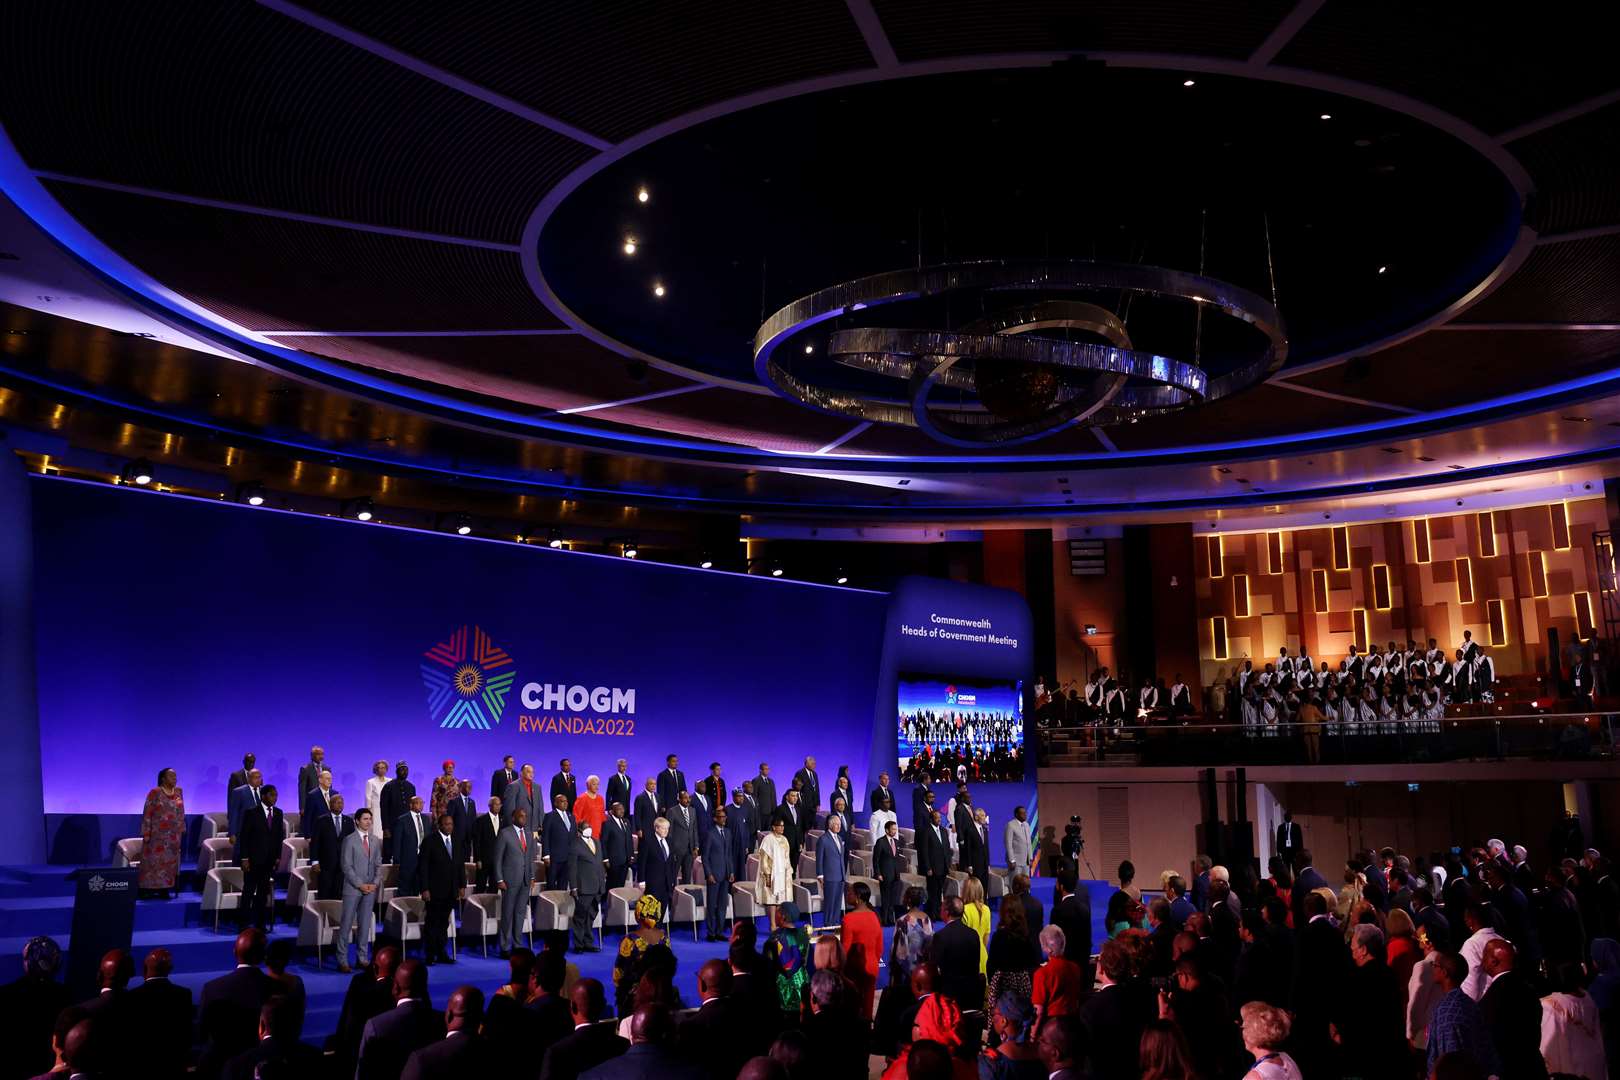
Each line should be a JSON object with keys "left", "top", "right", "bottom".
{"left": 751, "top": 764, "right": 777, "bottom": 823}
{"left": 495, "top": 808, "right": 533, "bottom": 957}
{"left": 570, "top": 820, "right": 606, "bottom": 954}
{"left": 501, "top": 763, "right": 542, "bottom": 840}
{"left": 666, "top": 791, "right": 699, "bottom": 885}
{"left": 1005, "top": 805, "right": 1033, "bottom": 875}
{"left": 817, "top": 814, "right": 848, "bottom": 926}
{"left": 296, "top": 745, "right": 328, "bottom": 816}
{"left": 338, "top": 808, "right": 382, "bottom": 974}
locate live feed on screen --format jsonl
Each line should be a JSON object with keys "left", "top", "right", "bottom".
{"left": 897, "top": 672, "right": 1025, "bottom": 783}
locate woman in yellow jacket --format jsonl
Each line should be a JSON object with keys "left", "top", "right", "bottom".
{"left": 960, "top": 874, "right": 991, "bottom": 975}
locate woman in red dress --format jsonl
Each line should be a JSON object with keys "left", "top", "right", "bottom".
{"left": 840, "top": 881, "right": 883, "bottom": 1018}
{"left": 573, "top": 774, "right": 607, "bottom": 836}
{"left": 139, "top": 768, "right": 184, "bottom": 898}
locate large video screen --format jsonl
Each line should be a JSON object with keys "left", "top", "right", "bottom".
{"left": 897, "top": 672, "right": 1025, "bottom": 783}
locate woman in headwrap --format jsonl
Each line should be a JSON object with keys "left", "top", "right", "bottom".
{"left": 978, "top": 992, "right": 1045, "bottom": 1078}
{"left": 612, "top": 893, "right": 673, "bottom": 1018}
{"left": 883, "top": 992, "right": 976, "bottom": 1080}
{"left": 138, "top": 767, "right": 184, "bottom": 898}
{"left": 764, "top": 901, "right": 811, "bottom": 1020}
{"left": 430, "top": 759, "right": 460, "bottom": 821}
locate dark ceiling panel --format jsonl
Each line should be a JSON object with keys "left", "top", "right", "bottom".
{"left": 297, "top": 0, "right": 875, "bottom": 143}
{"left": 588, "top": 387, "right": 852, "bottom": 454}
{"left": 1511, "top": 102, "right": 1620, "bottom": 236}
{"left": 1101, "top": 383, "right": 1393, "bottom": 451}
{"left": 1455, "top": 236, "right": 1620, "bottom": 324}
{"left": 45, "top": 181, "right": 563, "bottom": 333}
{"left": 872, "top": 0, "right": 1295, "bottom": 62}
{"left": 0, "top": 5, "right": 591, "bottom": 244}
{"left": 1286, "top": 330, "right": 1620, "bottom": 410}
{"left": 1276, "top": 2, "right": 1620, "bottom": 135}
{"left": 267, "top": 334, "right": 694, "bottom": 413}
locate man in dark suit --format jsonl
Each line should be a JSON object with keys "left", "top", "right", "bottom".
{"left": 676, "top": 961, "right": 752, "bottom": 1080}
{"left": 299, "top": 768, "right": 336, "bottom": 838}
{"left": 445, "top": 779, "right": 478, "bottom": 857}
{"left": 750, "top": 764, "right": 777, "bottom": 822}
{"left": 551, "top": 758, "right": 579, "bottom": 808}
{"left": 129, "top": 948, "right": 193, "bottom": 1074}
{"left": 492, "top": 756, "right": 517, "bottom": 801}
{"left": 519, "top": 948, "right": 576, "bottom": 1054}
{"left": 394, "top": 794, "right": 431, "bottom": 895}
{"left": 1052, "top": 868, "right": 1093, "bottom": 967}
{"left": 603, "top": 802, "right": 634, "bottom": 889}
{"left": 870, "top": 772, "right": 896, "bottom": 821}
{"left": 296, "top": 745, "right": 329, "bottom": 818}
{"left": 227, "top": 752, "right": 255, "bottom": 807}
{"left": 421, "top": 814, "right": 463, "bottom": 964}
{"left": 333, "top": 946, "right": 400, "bottom": 1075}
{"left": 473, "top": 796, "right": 503, "bottom": 893}
{"left": 312, "top": 792, "right": 355, "bottom": 900}
{"left": 1291, "top": 891, "right": 1350, "bottom": 1074}
{"left": 381, "top": 761, "right": 416, "bottom": 862}
{"left": 917, "top": 808, "right": 951, "bottom": 920}
{"left": 702, "top": 806, "right": 737, "bottom": 941}
{"left": 402, "top": 985, "right": 487, "bottom": 1079}
{"left": 236, "top": 784, "right": 285, "bottom": 929}
{"left": 199, "top": 929, "right": 275, "bottom": 1074}
{"left": 793, "top": 756, "right": 822, "bottom": 827}
{"left": 1291, "top": 849, "right": 1330, "bottom": 929}
{"left": 222, "top": 996, "right": 321, "bottom": 1079}
{"left": 778, "top": 790, "right": 805, "bottom": 871}
{"left": 726, "top": 789, "right": 756, "bottom": 855}
{"left": 227, "top": 768, "right": 265, "bottom": 845}
{"left": 929, "top": 897, "right": 984, "bottom": 1009}
{"left": 656, "top": 754, "right": 687, "bottom": 816}
{"left": 1038, "top": 1013, "right": 1088, "bottom": 1080}
{"left": 638, "top": 819, "right": 679, "bottom": 915}
{"left": 356, "top": 959, "right": 444, "bottom": 1080}
{"left": 543, "top": 794, "right": 577, "bottom": 890}
{"left": 874, "top": 819, "right": 904, "bottom": 925}
{"left": 912, "top": 784, "right": 935, "bottom": 832}
{"left": 952, "top": 791, "right": 977, "bottom": 873}
{"left": 606, "top": 758, "right": 634, "bottom": 813}
{"left": 1009, "top": 873, "right": 1044, "bottom": 938}
{"left": 1275, "top": 811, "right": 1302, "bottom": 870}
{"left": 572, "top": 821, "right": 608, "bottom": 953}
{"left": 667, "top": 791, "right": 700, "bottom": 885}
{"left": 1479, "top": 938, "right": 1549, "bottom": 1080}
{"left": 697, "top": 762, "right": 727, "bottom": 807}
{"left": 633, "top": 777, "right": 661, "bottom": 843}
{"left": 79, "top": 948, "right": 134, "bottom": 1050}
{"left": 1078, "top": 939, "right": 1154, "bottom": 1080}
{"left": 582, "top": 1002, "right": 706, "bottom": 1080}
{"left": 540, "top": 978, "right": 627, "bottom": 1080}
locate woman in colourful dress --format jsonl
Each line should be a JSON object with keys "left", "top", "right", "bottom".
{"left": 756, "top": 814, "right": 794, "bottom": 928}
{"left": 613, "top": 894, "right": 674, "bottom": 1020}
{"left": 764, "top": 901, "right": 811, "bottom": 1020}
{"left": 138, "top": 768, "right": 184, "bottom": 898}
{"left": 364, "top": 759, "right": 388, "bottom": 841}
{"left": 429, "top": 760, "right": 460, "bottom": 821}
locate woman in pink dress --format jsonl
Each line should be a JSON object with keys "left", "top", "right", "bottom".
{"left": 139, "top": 768, "right": 184, "bottom": 898}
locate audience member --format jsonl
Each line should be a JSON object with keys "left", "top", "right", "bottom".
{"left": 401, "top": 985, "right": 487, "bottom": 1079}
{"left": 1239, "top": 1001, "right": 1302, "bottom": 1080}
{"left": 930, "top": 897, "right": 985, "bottom": 1011}
{"left": 222, "top": 995, "right": 321, "bottom": 1079}
{"left": 583, "top": 1003, "right": 706, "bottom": 1079}
{"left": 127, "top": 947, "right": 193, "bottom": 1074}
{"left": 355, "top": 958, "right": 444, "bottom": 1080}
{"left": 1539, "top": 961, "right": 1606, "bottom": 1080}
{"left": 198, "top": 928, "right": 274, "bottom": 1074}
{"left": 1078, "top": 938, "right": 1153, "bottom": 1080}
{"left": 1428, "top": 951, "right": 1500, "bottom": 1077}
{"left": 4, "top": 936, "right": 71, "bottom": 1080}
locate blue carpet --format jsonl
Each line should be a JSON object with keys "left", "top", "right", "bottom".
{"left": 0, "top": 865, "right": 1117, "bottom": 1050}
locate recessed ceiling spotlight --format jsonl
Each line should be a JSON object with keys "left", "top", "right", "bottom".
{"left": 836, "top": 570, "right": 849, "bottom": 585}
{"left": 1319, "top": 113, "right": 1332, "bottom": 120}
{"left": 637, "top": 187, "right": 649, "bottom": 203}
{"left": 804, "top": 344, "right": 814, "bottom": 354}
{"left": 547, "top": 528, "right": 565, "bottom": 549}
{"left": 454, "top": 513, "right": 472, "bottom": 536}
{"left": 770, "top": 565, "right": 784, "bottom": 577}
{"left": 622, "top": 541, "right": 639, "bottom": 559}
{"left": 345, "top": 497, "right": 375, "bottom": 521}
{"left": 623, "top": 237, "right": 637, "bottom": 255}
{"left": 123, "top": 458, "right": 155, "bottom": 486}
{"left": 653, "top": 282, "right": 666, "bottom": 298}
{"left": 236, "top": 482, "right": 267, "bottom": 506}
{"left": 1563, "top": 415, "right": 1591, "bottom": 423}
{"left": 1377, "top": 265, "right": 1387, "bottom": 274}
{"left": 1183, "top": 78, "right": 1195, "bottom": 87}
{"left": 699, "top": 553, "right": 714, "bottom": 569}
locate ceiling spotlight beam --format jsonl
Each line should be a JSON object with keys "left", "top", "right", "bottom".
{"left": 844, "top": 0, "right": 900, "bottom": 69}
{"left": 1246, "top": 0, "right": 1327, "bottom": 68}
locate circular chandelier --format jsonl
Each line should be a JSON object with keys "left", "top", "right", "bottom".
{"left": 754, "top": 260, "right": 1288, "bottom": 448}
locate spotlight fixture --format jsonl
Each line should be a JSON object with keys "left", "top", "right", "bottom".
{"left": 835, "top": 570, "right": 849, "bottom": 585}
{"left": 344, "top": 497, "right": 375, "bottom": 521}
{"left": 653, "top": 282, "right": 666, "bottom": 298}
{"left": 623, "top": 237, "right": 637, "bottom": 255}
{"left": 770, "top": 565, "right": 784, "bottom": 578}
{"left": 455, "top": 514, "right": 472, "bottom": 536}
{"left": 804, "top": 344, "right": 814, "bottom": 354}
{"left": 637, "top": 186, "right": 649, "bottom": 203}
{"left": 623, "top": 542, "right": 639, "bottom": 559}
{"left": 699, "top": 553, "right": 714, "bottom": 569}
{"left": 123, "top": 458, "right": 155, "bottom": 486}
{"left": 235, "top": 482, "right": 267, "bottom": 506}
{"left": 1319, "top": 113, "right": 1332, "bottom": 120}
{"left": 1182, "top": 78, "right": 1195, "bottom": 86}
{"left": 1377, "top": 265, "right": 1388, "bottom": 274}
{"left": 547, "top": 528, "right": 566, "bottom": 549}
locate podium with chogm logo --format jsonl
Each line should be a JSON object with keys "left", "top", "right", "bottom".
{"left": 65, "top": 866, "right": 139, "bottom": 1000}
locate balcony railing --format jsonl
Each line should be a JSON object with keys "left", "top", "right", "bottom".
{"left": 1037, "top": 711, "right": 1616, "bottom": 768}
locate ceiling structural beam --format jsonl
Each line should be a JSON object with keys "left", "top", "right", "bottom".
{"left": 1092, "top": 428, "right": 1119, "bottom": 453}
{"left": 255, "top": 0, "right": 615, "bottom": 151}
{"left": 814, "top": 421, "right": 872, "bottom": 455}
{"left": 1269, "top": 378, "right": 1420, "bottom": 414}
{"left": 1496, "top": 88, "right": 1620, "bottom": 144}
{"left": 261, "top": 329, "right": 579, "bottom": 337}
{"left": 1536, "top": 222, "right": 1620, "bottom": 245}
{"left": 553, "top": 383, "right": 711, "bottom": 415}
{"left": 1434, "top": 323, "right": 1620, "bottom": 332}
{"left": 844, "top": 0, "right": 900, "bottom": 70}
{"left": 1246, "top": 0, "right": 1325, "bottom": 67}
{"left": 33, "top": 172, "right": 523, "bottom": 252}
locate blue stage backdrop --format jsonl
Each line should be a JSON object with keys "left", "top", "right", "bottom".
{"left": 30, "top": 479, "right": 889, "bottom": 816}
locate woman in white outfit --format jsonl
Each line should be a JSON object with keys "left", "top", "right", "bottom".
{"left": 755, "top": 813, "right": 794, "bottom": 927}
{"left": 364, "top": 759, "right": 388, "bottom": 841}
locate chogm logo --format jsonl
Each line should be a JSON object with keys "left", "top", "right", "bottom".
{"left": 421, "top": 625, "right": 516, "bottom": 730}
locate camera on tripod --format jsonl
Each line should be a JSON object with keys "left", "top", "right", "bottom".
{"left": 1062, "top": 814, "right": 1084, "bottom": 858}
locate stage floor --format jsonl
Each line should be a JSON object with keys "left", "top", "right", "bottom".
{"left": 0, "top": 866, "right": 1117, "bottom": 1050}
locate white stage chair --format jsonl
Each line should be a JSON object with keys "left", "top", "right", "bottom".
{"left": 672, "top": 884, "right": 705, "bottom": 940}
{"left": 198, "top": 836, "right": 234, "bottom": 880}
{"left": 536, "top": 889, "right": 603, "bottom": 946}
{"left": 277, "top": 836, "right": 310, "bottom": 874}
{"left": 460, "top": 892, "right": 529, "bottom": 957}
{"left": 202, "top": 867, "right": 244, "bottom": 932}
{"left": 605, "top": 887, "right": 643, "bottom": 937}
{"left": 793, "top": 879, "right": 822, "bottom": 921}
{"left": 114, "top": 838, "right": 142, "bottom": 868}
{"left": 284, "top": 866, "right": 317, "bottom": 923}
{"left": 385, "top": 896, "right": 456, "bottom": 960}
